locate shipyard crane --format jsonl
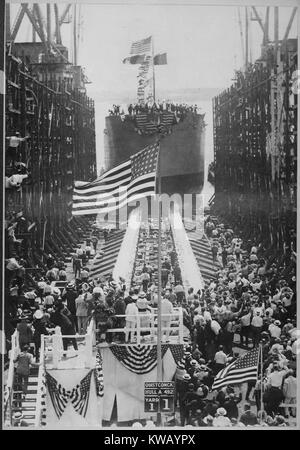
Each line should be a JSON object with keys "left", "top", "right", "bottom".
{"left": 5, "top": 3, "right": 81, "bottom": 66}
{"left": 236, "top": 6, "right": 297, "bottom": 70}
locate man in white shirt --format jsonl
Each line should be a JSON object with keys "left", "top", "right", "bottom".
{"left": 214, "top": 346, "right": 228, "bottom": 373}
{"left": 269, "top": 320, "right": 282, "bottom": 339}
{"left": 240, "top": 311, "right": 252, "bottom": 347}
{"left": 267, "top": 365, "right": 288, "bottom": 388}
{"left": 251, "top": 312, "right": 263, "bottom": 347}
{"left": 161, "top": 296, "right": 173, "bottom": 342}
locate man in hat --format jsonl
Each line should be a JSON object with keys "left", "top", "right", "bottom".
{"left": 239, "top": 403, "right": 258, "bottom": 426}
{"left": 17, "top": 316, "right": 33, "bottom": 349}
{"left": 161, "top": 294, "right": 173, "bottom": 343}
{"left": 137, "top": 294, "right": 151, "bottom": 341}
{"left": 75, "top": 288, "right": 89, "bottom": 335}
{"left": 125, "top": 297, "right": 138, "bottom": 343}
{"left": 14, "top": 344, "right": 39, "bottom": 397}
{"left": 212, "top": 407, "right": 232, "bottom": 427}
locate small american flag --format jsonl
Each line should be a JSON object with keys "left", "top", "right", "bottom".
{"left": 72, "top": 143, "right": 159, "bottom": 216}
{"left": 212, "top": 347, "right": 260, "bottom": 390}
{"left": 130, "top": 36, "right": 152, "bottom": 55}
{"left": 70, "top": 370, "right": 93, "bottom": 417}
{"left": 169, "top": 344, "right": 185, "bottom": 368}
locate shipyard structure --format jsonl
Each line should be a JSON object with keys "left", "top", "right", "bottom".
{"left": 212, "top": 38, "right": 297, "bottom": 266}
{"left": 5, "top": 41, "right": 97, "bottom": 273}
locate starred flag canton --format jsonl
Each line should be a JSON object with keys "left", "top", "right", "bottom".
{"left": 131, "top": 143, "right": 159, "bottom": 181}
{"left": 235, "top": 347, "right": 259, "bottom": 369}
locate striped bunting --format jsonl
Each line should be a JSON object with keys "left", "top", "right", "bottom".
{"left": 109, "top": 344, "right": 170, "bottom": 374}
{"left": 94, "top": 350, "right": 104, "bottom": 397}
{"left": 160, "top": 112, "right": 176, "bottom": 126}
{"left": 72, "top": 143, "right": 159, "bottom": 216}
{"left": 212, "top": 347, "right": 260, "bottom": 390}
{"left": 130, "top": 36, "right": 152, "bottom": 55}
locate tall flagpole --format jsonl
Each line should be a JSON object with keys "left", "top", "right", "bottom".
{"left": 156, "top": 139, "right": 162, "bottom": 427}
{"left": 152, "top": 36, "right": 156, "bottom": 103}
{"left": 260, "top": 343, "right": 264, "bottom": 419}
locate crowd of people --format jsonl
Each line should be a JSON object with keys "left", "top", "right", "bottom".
{"left": 109, "top": 101, "right": 199, "bottom": 118}
{"left": 4, "top": 208, "right": 297, "bottom": 427}
{"left": 108, "top": 100, "right": 199, "bottom": 136}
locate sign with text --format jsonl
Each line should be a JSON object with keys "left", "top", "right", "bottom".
{"left": 144, "top": 381, "right": 175, "bottom": 413}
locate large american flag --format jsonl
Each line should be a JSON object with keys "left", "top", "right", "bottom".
{"left": 72, "top": 143, "right": 159, "bottom": 216}
{"left": 70, "top": 370, "right": 93, "bottom": 417}
{"left": 46, "top": 371, "right": 70, "bottom": 419}
{"left": 130, "top": 36, "right": 152, "bottom": 55}
{"left": 212, "top": 347, "right": 260, "bottom": 390}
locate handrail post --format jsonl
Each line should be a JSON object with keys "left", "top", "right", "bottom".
{"left": 136, "top": 314, "right": 141, "bottom": 345}
{"left": 85, "top": 333, "right": 92, "bottom": 368}
{"left": 52, "top": 334, "right": 60, "bottom": 369}
{"left": 179, "top": 307, "right": 184, "bottom": 343}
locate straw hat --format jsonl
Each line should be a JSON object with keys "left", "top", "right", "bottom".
{"left": 137, "top": 297, "right": 148, "bottom": 310}
{"left": 217, "top": 407, "right": 227, "bottom": 416}
{"left": 25, "top": 291, "right": 37, "bottom": 299}
{"left": 33, "top": 310, "right": 43, "bottom": 319}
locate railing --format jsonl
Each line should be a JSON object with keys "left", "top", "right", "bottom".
{"left": 4, "top": 330, "right": 19, "bottom": 427}
{"left": 43, "top": 318, "right": 96, "bottom": 369}
{"left": 34, "top": 334, "right": 45, "bottom": 428}
{"left": 101, "top": 307, "right": 184, "bottom": 345}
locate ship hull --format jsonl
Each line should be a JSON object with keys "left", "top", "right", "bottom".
{"left": 104, "top": 112, "right": 205, "bottom": 195}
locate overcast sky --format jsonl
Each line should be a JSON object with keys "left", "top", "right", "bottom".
{"left": 11, "top": 4, "right": 297, "bottom": 95}
{"left": 76, "top": 4, "right": 297, "bottom": 95}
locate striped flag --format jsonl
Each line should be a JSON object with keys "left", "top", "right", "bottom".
{"left": 212, "top": 347, "right": 260, "bottom": 390}
{"left": 130, "top": 36, "right": 152, "bottom": 55}
{"left": 46, "top": 372, "right": 70, "bottom": 419}
{"left": 70, "top": 370, "right": 93, "bottom": 417}
{"left": 72, "top": 143, "right": 160, "bottom": 216}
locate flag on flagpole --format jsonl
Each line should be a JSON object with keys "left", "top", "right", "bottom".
{"left": 72, "top": 143, "right": 160, "bottom": 216}
{"left": 123, "top": 54, "right": 147, "bottom": 64}
{"left": 154, "top": 53, "right": 167, "bottom": 65}
{"left": 130, "top": 36, "right": 152, "bottom": 55}
{"left": 212, "top": 347, "right": 260, "bottom": 390}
